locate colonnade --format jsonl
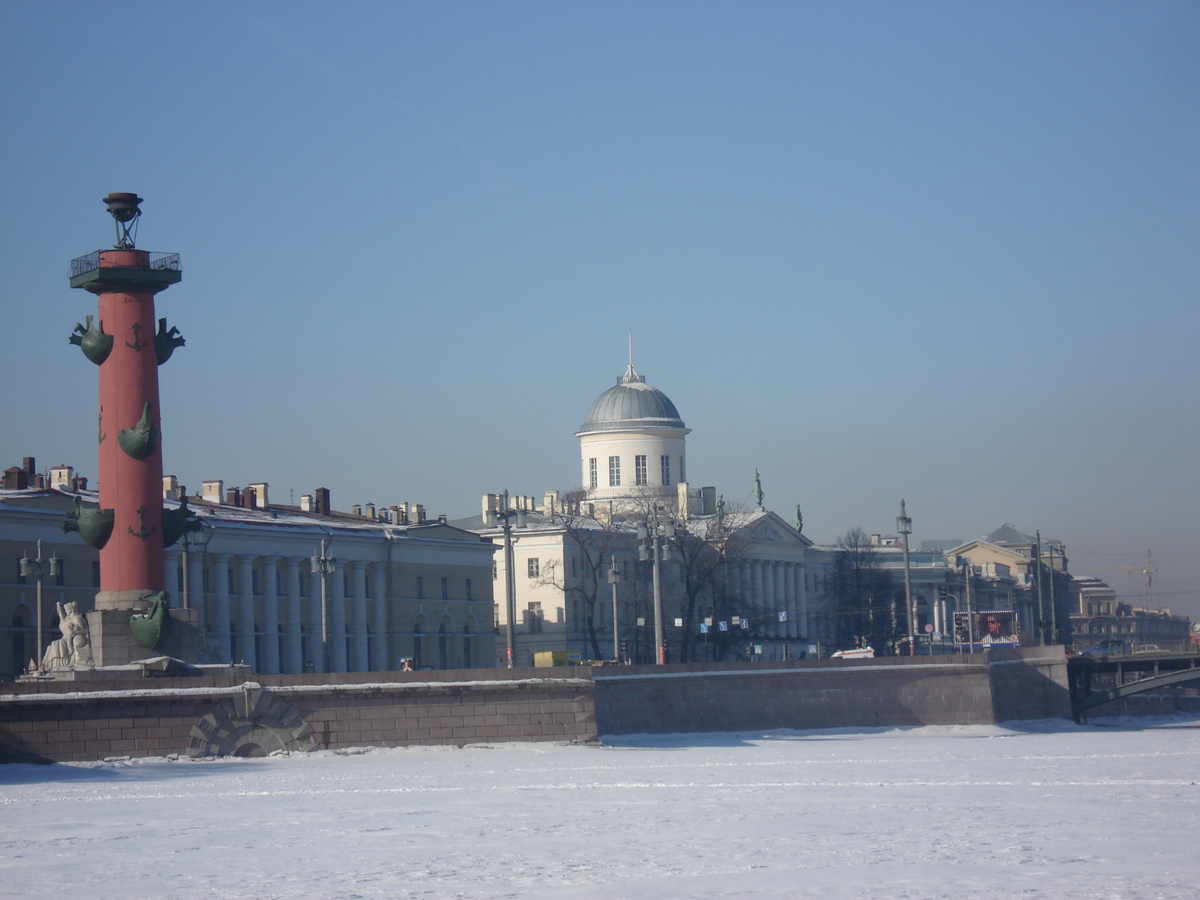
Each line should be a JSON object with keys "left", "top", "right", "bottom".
{"left": 728, "top": 558, "right": 808, "bottom": 640}
{"left": 163, "top": 551, "right": 422, "bottom": 674}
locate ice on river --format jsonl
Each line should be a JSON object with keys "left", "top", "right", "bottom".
{"left": 1, "top": 716, "right": 1197, "bottom": 899}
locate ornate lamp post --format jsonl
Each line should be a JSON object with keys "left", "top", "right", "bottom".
{"left": 310, "top": 538, "right": 337, "bottom": 673}
{"left": 638, "top": 508, "right": 680, "bottom": 665}
{"left": 897, "top": 500, "right": 914, "bottom": 656}
{"left": 607, "top": 554, "right": 623, "bottom": 661}
{"left": 19, "top": 540, "right": 60, "bottom": 669}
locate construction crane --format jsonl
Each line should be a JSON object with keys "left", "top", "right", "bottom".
{"left": 1096, "top": 551, "right": 1157, "bottom": 609}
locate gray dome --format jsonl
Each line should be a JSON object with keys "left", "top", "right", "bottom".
{"left": 579, "top": 365, "right": 685, "bottom": 433}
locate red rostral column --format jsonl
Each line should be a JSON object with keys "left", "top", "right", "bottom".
{"left": 69, "top": 193, "right": 183, "bottom": 612}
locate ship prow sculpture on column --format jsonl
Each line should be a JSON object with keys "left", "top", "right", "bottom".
{"left": 64, "top": 193, "right": 204, "bottom": 668}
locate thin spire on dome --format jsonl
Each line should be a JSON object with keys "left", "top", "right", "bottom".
{"left": 620, "top": 330, "right": 645, "bottom": 384}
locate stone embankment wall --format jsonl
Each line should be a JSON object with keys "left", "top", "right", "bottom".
{"left": 2, "top": 649, "right": 1074, "bottom": 764}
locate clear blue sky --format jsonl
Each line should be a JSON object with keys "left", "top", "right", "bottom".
{"left": 2, "top": 2, "right": 1197, "bottom": 618}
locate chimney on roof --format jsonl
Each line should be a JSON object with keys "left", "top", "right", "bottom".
{"left": 241, "top": 486, "right": 257, "bottom": 509}
{"left": 162, "top": 475, "right": 178, "bottom": 500}
{"left": 871, "top": 533, "right": 881, "bottom": 546}
{"left": 202, "top": 480, "right": 224, "bottom": 504}
{"left": 300, "top": 494, "right": 314, "bottom": 512}
{"left": 51, "top": 466, "right": 75, "bottom": 491}
{"left": 72, "top": 475, "right": 89, "bottom": 491}
{"left": 365, "top": 502, "right": 376, "bottom": 520}
{"left": 389, "top": 504, "right": 405, "bottom": 524}
{"left": 352, "top": 504, "right": 362, "bottom": 517}
{"left": 22, "top": 457, "right": 35, "bottom": 476}
{"left": 314, "top": 487, "right": 331, "bottom": 516}
{"left": 3, "top": 467, "right": 28, "bottom": 490}
{"left": 413, "top": 504, "right": 425, "bottom": 524}
{"left": 248, "top": 482, "right": 268, "bottom": 509}
{"left": 226, "top": 487, "right": 241, "bottom": 506}
{"left": 437, "top": 513, "right": 447, "bottom": 524}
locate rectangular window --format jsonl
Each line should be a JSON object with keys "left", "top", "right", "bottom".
{"left": 55, "top": 560, "right": 66, "bottom": 586}
{"left": 661, "top": 455, "right": 671, "bottom": 486}
{"left": 527, "top": 558, "right": 540, "bottom": 578}
{"left": 608, "top": 456, "right": 621, "bottom": 487}
{"left": 276, "top": 569, "right": 283, "bottom": 595}
{"left": 441, "top": 577, "right": 449, "bottom": 600}
{"left": 680, "top": 457, "right": 685, "bottom": 483}
{"left": 493, "top": 562, "right": 498, "bottom": 580}
{"left": 416, "top": 576, "right": 424, "bottom": 600}
{"left": 589, "top": 458, "right": 598, "bottom": 489}
{"left": 635, "top": 455, "right": 647, "bottom": 486}
{"left": 93, "top": 561, "right": 101, "bottom": 587}
{"left": 252, "top": 569, "right": 261, "bottom": 595}
{"left": 466, "top": 578, "right": 473, "bottom": 601}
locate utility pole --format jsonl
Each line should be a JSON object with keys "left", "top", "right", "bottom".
{"left": 962, "top": 558, "right": 975, "bottom": 654}
{"left": 897, "top": 500, "right": 914, "bottom": 656}
{"left": 1046, "top": 540, "right": 1058, "bottom": 644}
{"left": 1035, "top": 531, "right": 1046, "bottom": 645}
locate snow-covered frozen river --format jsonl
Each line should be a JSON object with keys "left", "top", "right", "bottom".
{"left": 2, "top": 717, "right": 1197, "bottom": 899}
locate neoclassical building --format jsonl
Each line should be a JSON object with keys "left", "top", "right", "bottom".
{"left": 2, "top": 476, "right": 496, "bottom": 677}
{"left": 454, "top": 363, "right": 821, "bottom": 665}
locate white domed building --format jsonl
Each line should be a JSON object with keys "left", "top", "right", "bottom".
{"left": 576, "top": 364, "right": 690, "bottom": 504}
{"left": 457, "top": 361, "right": 826, "bottom": 667}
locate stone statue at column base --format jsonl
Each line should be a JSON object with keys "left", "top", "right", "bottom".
{"left": 40, "top": 601, "right": 94, "bottom": 671}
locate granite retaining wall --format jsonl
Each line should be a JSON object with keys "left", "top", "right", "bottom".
{"left": 1, "top": 648, "right": 1074, "bottom": 763}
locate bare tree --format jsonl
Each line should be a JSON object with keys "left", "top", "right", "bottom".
{"left": 535, "top": 489, "right": 630, "bottom": 660}
{"left": 829, "top": 526, "right": 900, "bottom": 652}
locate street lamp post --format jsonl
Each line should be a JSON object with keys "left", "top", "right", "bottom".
{"left": 638, "top": 508, "right": 679, "bottom": 665}
{"left": 493, "top": 491, "right": 520, "bottom": 668}
{"left": 310, "top": 538, "right": 336, "bottom": 673}
{"left": 607, "top": 554, "right": 622, "bottom": 661}
{"left": 897, "top": 500, "right": 914, "bottom": 656}
{"left": 19, "top": 540, "right": 60, "bottom": 670}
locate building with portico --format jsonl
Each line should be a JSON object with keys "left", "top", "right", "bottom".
{"left": 454, "top": 362, "right": 822, "bottom": 665}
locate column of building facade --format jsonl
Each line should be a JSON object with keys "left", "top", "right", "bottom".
{"left": 351, "top": 560, "right": 369, "bottom": 672}
{"left": 759, "top": 560, "right": 772, "bottom": 638}
{"left": 237, "top": 555, "right": 257, "bottom": 671}
{"left": 284, "top": 557, "right": 303, "bottom": 674}
{"left": 792, "top": 564, "right": 801, "bottom": 643}
{"left": 787, "top": 564, "right": 796, "bottom": 643}
{"left": 307, "top": 567, "right": 325, "bottom": 673}
{"left": 777, "top": 562, "right": 790, "bottom": 639}
{"left": 187, "top": 551, "right": 206, "bottom": 636}
{"left": 751, "top": 561, "right": 765, "bottom": 634}
{"left": 330, "top": 563, "right": 347, "bottom": 673}
{"left": 260, "top": 556, "right": 280, "bottom": 674}
{"left": 211, "top": 553, "right": 231, "bottom": 663}
{"left": 777, "top": 561, "right": 791, "bottom": 639}
{"left": 163, "top": 549, "right": 179, "bottom": 604}
{"left": 371, "top": 564, "right": 388, "bottom": 671}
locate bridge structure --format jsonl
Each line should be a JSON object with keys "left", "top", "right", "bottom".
{"left": 1069, "top": 651, "right": 1200, "bottom": 723}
